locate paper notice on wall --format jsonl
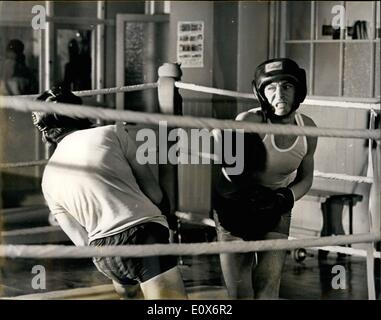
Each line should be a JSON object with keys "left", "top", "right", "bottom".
{"left": 177, "top": 21, "right": 204, "bottom": 68}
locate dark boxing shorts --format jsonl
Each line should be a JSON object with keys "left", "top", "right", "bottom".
{"left": 90, "top": 222, "right": 177, "bottom": 284}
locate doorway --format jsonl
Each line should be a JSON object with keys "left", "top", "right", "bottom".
{"left": 115, "top": 14, "right": 169, "bottom": 112}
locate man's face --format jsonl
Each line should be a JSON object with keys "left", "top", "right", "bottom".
{"left": 263, "top": 80, "right": 295, "bottom": 116}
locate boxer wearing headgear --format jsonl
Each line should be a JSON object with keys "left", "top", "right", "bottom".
{"left": 213, "top": 58, "right": 318, "bottom": 300}
{"left": 32, "top": 87, "right": 187, "bottom": 300}
{"left": 253, "top": 58, "right": 307, "bottom": 120}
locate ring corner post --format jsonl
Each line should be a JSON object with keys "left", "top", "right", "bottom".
{"left": 368, "top": 115, "right": 381, "bottom": 300}
{"left": 157, "top": 63, "right": 183, "bottom": 248}
{"left": 158, "top": 62, "right": 183, "bottom": 115}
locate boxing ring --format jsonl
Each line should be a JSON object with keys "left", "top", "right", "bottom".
{"left": 0, "top": 63, "right": 380, "bottom": 300}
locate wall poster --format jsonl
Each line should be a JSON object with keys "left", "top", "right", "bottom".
{"left": 177, "top": 21, "right": 204, "bottom": 68}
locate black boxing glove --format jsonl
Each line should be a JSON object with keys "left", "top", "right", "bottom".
{"left": 274, "top": 187, "right": 295, "bottom": 213}
{"left": 213, "top": 185, "right": 282, "bottom": 241}
{"left": 246, "top": 185, "right": 279, "bottom": 211}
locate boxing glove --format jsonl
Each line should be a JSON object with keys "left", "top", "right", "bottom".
{"left": 274, "top": 187, "right": 295, "bottom": 213}
{"left": 213, "top": 185, "right": 282, "bottom": 241}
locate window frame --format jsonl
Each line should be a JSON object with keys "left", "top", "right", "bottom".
{"left": 279, "top": 1, "right": 380, "bottom": 99}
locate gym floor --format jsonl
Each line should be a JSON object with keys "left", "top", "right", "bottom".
{"left": 1, "top": 223, "right": 380, "bottom": 300}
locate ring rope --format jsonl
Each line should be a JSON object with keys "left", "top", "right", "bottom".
{"left": 287, "top": 236, "right": 380, "bottom": 258}
{"left": 0, "top": 96, "right": 379, "bottom": 140}
{"left": 307, "top": 245, "right": 380, "bottom": 259}
{"left": 0, "top": 159, "right": 48, "bottom": 169}
{"left": 16, "top": 81, "right": 380, "bottom": 111}
{"left": 0, "top": 158, "right": 373, "bottom": 185}
{"left": 176, "top": 213, "right": 381, "bottom": 258}
{"left": 74, "top": 83, "right": 158, "bottom": 97}
{"left": 175, "top": 81, "right": 381, "bottom": 111}
{"left": 0, "top": 233, "right": 379, "bottom": 259}
{"left": 175, "top": 82, "right": 256, "bottom": 100}
{"left": 19, "top": 83, "right": 159, "bottom": 99}
{"left": 313, "top": 170, "right": 373, "bottom": 184}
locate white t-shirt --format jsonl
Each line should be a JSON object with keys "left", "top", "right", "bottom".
{"left": 42, "top": 124, "right": 167, "bottom": 242}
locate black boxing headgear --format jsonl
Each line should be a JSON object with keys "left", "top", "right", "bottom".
{"left": 252, "top": 58, "right": 307, "bottom": 119}
{"left": 32, "top": 85, "right": 93, "bottom": 144}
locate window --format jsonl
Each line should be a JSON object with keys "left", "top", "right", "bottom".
{"left": 281, "top": 1, "right": 380, "bottom": 98}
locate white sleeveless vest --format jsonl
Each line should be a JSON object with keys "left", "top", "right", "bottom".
{"left": 256, "top": 112, "right": 308, "bottom": 189}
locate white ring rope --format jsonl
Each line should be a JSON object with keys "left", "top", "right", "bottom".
{"left": 175, "top": 81, "right": 381, "bottom": 111}
{"left": 16, "top": 81, "right": 380, "bottom": 111}
{"left": 0, "top": 96, "right": 379, "bottom": 140}
{"left": 74, "top": 83, "right": 158, "bottom": 97}
{"left": 0, "top": 233, "right": 379, "bottom": 259}
{"left": 309, "top": 245, "right": 380, "bottom": 259}
{"left": 0, "top": 158, "right": 373, "bottom": 185}
{"left": 176, "top": 213, "right": 381, "bottom": 258}
{"left": 175, "top": 82, "right": 256, "bottom": 100}
{"left": 20, "top": 83, "right": 159, "bottom": 99}
{"left": 287, "top": 236, "right": 380, "bottom": 258}
{"left": 313, "top": 170, "right": 373, "bottom": 184}
{"left": 0, "top": 159, "right": 48, "bottom": 169}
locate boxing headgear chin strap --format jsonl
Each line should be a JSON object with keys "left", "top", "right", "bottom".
{"left": 252, "top": 58, "right": 307, "bottom": 120}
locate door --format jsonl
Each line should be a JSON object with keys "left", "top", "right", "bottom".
{"left": 116, "top": 14, "right": 169, "bottom": 112}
